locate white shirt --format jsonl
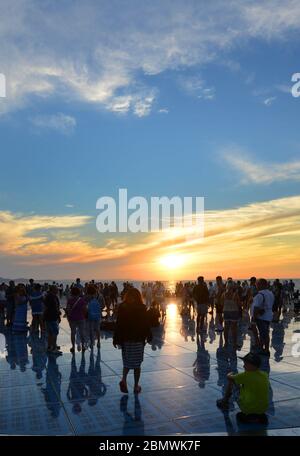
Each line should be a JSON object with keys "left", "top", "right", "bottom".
{"left": 252, "top": 289, "right": 274, "bottom": 322}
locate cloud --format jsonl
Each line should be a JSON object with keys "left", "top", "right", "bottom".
{"left": 178, "top": 76, "right": 216, "bottom": 100}
{"left": 275, "top": 84, "right": 292, "bottom": 94}
{"left": 263, "top": 96, "right": 276, "bottom": 106}
{"left": 158, "top": 108, "right": 169, "bottom": 114}
{"left": 1, "top": 194, "right": 300, "bottom": 279}
{"left": 30, "top": 113, "right": 76, "bottom": 134}
{"left": 1, "top": 0, "right": 300, "bottom": 118}
{"left": 105, "top": 88, "right": 156, "bottom": 116}
{"left": 222, "top": 147, "right": 300, "bottom": 184}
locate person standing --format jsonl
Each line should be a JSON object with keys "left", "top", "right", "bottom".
{"left": 113, "top": 288, "right": 152, "bottom": 394}
{"left": 214, "top": 276, "right": 225, "bottom": 332}
{"left": 67, "top": 286, "right": 87, "bottom": 353}
{"left": 0, "top": 283, "right": 7, "bottom": 320}
{"left": 221, "top": 281, "right": 242, "bottom": 350}
{"left": 208, "top": 281, "right": 215, "bottom": 315}
{"left": 12, "top": 284, "right": 29, "bottom": 334}
{"left": 252, "top": 278, "right": 274, "bottom": 357}
{"left": 6, "top": 280, "right": 16, "bottom": 327}
{"left": 29, "top": 283, "right": 44, "bottom": 333}
{"left": 193, "top": 276, "right": 209, "bottom": 332}
{"left": 43, "top": 285, "right": 62, "bottom": 354}
{"left": 87, "top": 285, "right": 102, "bottom": 349}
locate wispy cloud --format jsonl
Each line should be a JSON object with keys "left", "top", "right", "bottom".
{"left": 30, "top": 113, "right": 76, "bottom": 134}
{"left": 1, "top": 1, "right": 300, "bottom": 118}
{"left": 263, "top": 96, "right": 276, "bottom": 106}
{"left": 158, "top": 108, "right": 169, "bottom": 114}
{"left": 178, "top": 76, "right": 216, "bottom": 100}
{"left": 222, "top": 147, "right": 300, "bottom": 184}
{"left": 105, "top": 89, "right": 156, "bottom": 117}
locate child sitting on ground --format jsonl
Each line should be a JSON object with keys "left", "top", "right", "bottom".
{"left": 216, "top": 352, "right": 269, "bottom": 424}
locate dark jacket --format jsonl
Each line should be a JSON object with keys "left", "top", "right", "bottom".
{"left": 113, "top": 302, "right": 152, "bottom": 345}
{"left": 193, "top": 283, "right": 209, "bottom": 304}
{"left": 43, "top": 292, "right": 61, "bottom": 322}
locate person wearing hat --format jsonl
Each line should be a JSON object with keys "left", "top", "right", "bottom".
{"left": 216, "top": 352, "right": 269, "bottom": 424}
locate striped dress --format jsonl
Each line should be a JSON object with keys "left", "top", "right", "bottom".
{"left": 122, "top": 341, "right": 144, "bottom": 369}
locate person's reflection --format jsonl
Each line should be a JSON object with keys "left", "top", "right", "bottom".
{"left": 271, "top": 320, "right": 285, "bottom": 362}
{"left": 41, "top": 353, "right": 62, "bottom": 418}
{"left": 180, "top": 315, "right": 189, "bottom": 341}
{"left": 67, "top": 352, "right": 88, "bottom": 414}
{"left": 120, "top": 394, "right": 144, "bottom": 435}
{"left": 4, "top": 328, "right": 16, "bottom": 370}
{"left": 29, "top": 333, "right": 47, "bottom": 381}
{"left": 193, "top": 332, "right": 210, "bottom": 388}
{"left": 258, "top": 355, "right": 275, "bottom": 417}
{"left": 216, "top": 334, "right": 237, "bottom": 405}
{"left": 87, "top": 348, "right": 106, "bottom": 406}
{"left": 187, "top": 316, "right": 196, "bottom": 342}
{"left": 219, "top": 410, "right": 236, "bottom": 435}
{"left": 150, "top": 322, "right": 165, "bottom": 350}
{"left": 208, "top": 314, "right": 216, "bottom": 344}
{"left": 14, "top": 333, "right": 29, "bottom": 372}
{"left": 237, "top": 312, "right": 249, "bottom": 350}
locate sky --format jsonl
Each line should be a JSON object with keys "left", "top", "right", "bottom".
{"left": 0, "top": 0, "right": 300, "bottom": 281}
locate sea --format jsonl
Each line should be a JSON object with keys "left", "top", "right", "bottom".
{"left": 1, "top": 278, "right": 300, "bottom": 293}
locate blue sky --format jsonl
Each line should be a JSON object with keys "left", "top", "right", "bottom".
{"left": 0, "top": 0, "right": 300, "bottom": 279}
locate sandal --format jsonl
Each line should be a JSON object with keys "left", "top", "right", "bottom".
{"left": 119, "top": 380, "right": 128, "bottom": 394}
{"left": 134, "top": 385, "right": 142, "bottom": 394}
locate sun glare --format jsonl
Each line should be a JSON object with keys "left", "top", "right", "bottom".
{"left": 159, "top": 254, "right": 185, "bottom": 270}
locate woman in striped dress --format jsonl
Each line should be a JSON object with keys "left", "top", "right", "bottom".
{"left": 113, "top": 288, "right": 152, "bottom": 394}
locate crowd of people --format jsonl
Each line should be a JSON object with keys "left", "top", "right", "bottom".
{"left": 0, "top": 275, "right": 298, "bottom": 427}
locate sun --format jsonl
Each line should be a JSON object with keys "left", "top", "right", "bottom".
{"left": 159, "top": 254, "right": 186, "bottom": 270}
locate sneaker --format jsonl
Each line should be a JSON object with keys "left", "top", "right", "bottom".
{"left": 134, "top": 385, "right": 142, "bottom": 394}
{"left": 236, "top": 412, "right": 268, "bottom": 424}
{"left": 216, "top": 399, "right": 229, "bottom": 410}
{"left": 119, "top": 380, "right": 128, "bottom": 394}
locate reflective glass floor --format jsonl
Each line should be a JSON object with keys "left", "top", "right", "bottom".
{"left": 0, "top": 302, "right": 300, "bottom": 436}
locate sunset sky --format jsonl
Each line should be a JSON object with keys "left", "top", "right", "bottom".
{"left": 0, "top": 0, "right": 300, "bottom": 280}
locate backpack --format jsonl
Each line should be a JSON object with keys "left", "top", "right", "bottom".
{"left": 88, "top": 298, "right": 101, "bottom": 321}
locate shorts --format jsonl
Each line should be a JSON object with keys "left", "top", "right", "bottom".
{"left": 256, "top": 319, "right": 270, "bottom": 340}
{"left": 46, "top": 321, "right": 59, "bottom": 336}
{"left": 197, "top": 303, "right": 208, "bottom": 315}
{"left": 88, "top": 320, "right": 100, "bottom": 332}
{"left": 224, "top": 310, "right": 240, "bottom": 322}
